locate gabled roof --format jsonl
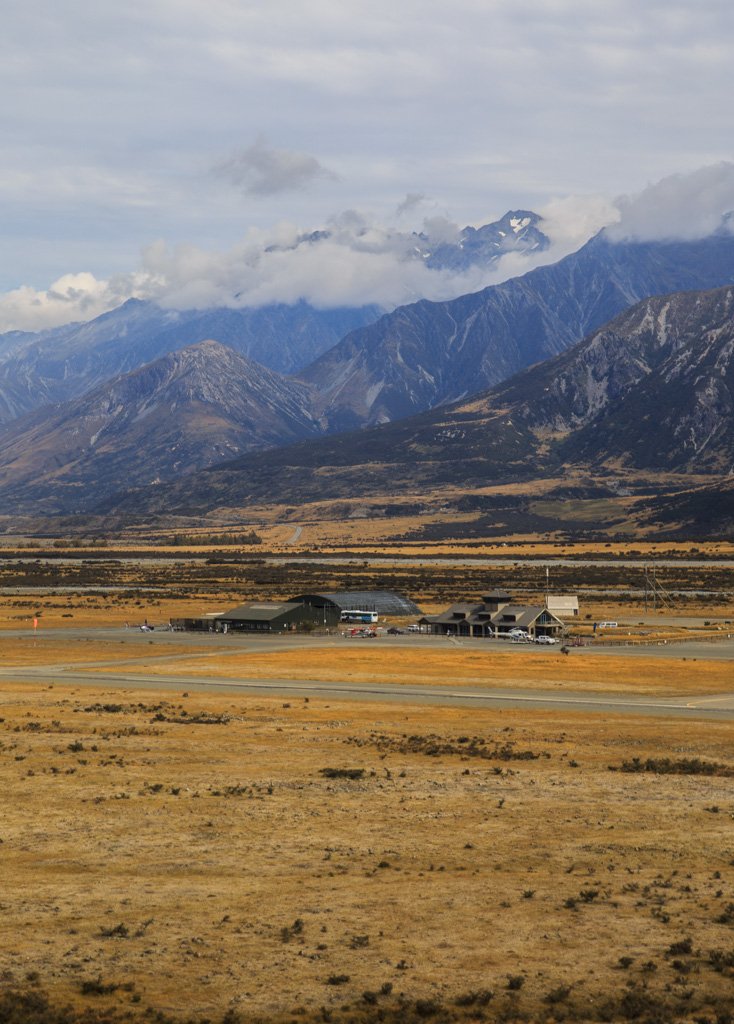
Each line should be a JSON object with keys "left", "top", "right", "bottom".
{"left": 218, "top": 601, "right": 302, "bottom": 622}
{"left": 427, "top": 603, "right": 484, "bottom": 624}
{"left": 492, "top": 605, "right": 563, "bottom": 629}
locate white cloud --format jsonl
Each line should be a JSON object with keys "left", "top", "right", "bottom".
{"left": 212, "top": 135, "right": 339, "bottom": 196}
{"left": 0, "top": 208, "right": 557, "bottom": 331}
{"left": 607, "top": 163, "right": 734, "bottom": 242}
{"left": 536, "top": 194, "right": 620, "bottom": 251}
{"left": 3, "top": 0, "right": 734, "bottom": 303}
{"left": 2, "top": 163, "right": 734, "bottom": 333}
{"left": 0, "top": 274, "right": 125, "bottom": 333}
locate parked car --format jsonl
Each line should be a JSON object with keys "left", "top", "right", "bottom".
{"left": 387, "top": 627, "right": 404, "bottom": 634}
{"left": 535, "top": 635, "right": 559, "bottom": 644}
{"left": 407, "top": 624, "right": 420, "bottom": 633}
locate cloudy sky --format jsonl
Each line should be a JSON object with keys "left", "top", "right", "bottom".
{"left": 2, "top": 0, "right": 734, "bottom": 331}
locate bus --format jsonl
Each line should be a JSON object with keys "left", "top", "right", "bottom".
{"left": 340, "top": 610, "right": 379, "bottom": 624}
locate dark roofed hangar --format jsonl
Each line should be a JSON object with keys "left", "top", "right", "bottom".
{"left": 211, "top": 591, "right": 423, "bottom": 633}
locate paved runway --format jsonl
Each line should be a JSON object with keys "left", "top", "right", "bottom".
{"left": 1, "top": 626, "right": 732, "bottom": 720}
{"left": 1, "top": 661, "right": 732, "bottom": 722}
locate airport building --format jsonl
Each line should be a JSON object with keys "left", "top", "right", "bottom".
{"left": 173, "top": 590, "right": 422, "bottom": 633}
{"left": 419, "top": 589, "right": 564, "bottom": 638}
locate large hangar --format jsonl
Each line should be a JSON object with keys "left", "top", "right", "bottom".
{"left": 214, "top": 601, "right": 310, "bottom": 632}
{"left": 291, "top": 591, "right": 422, "bottom": 619}
{"left": 176, "top": 590, "right": 423, "bottom": 633}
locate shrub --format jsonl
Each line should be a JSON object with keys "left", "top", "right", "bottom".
{"left": 80, "top": 977, "right": 119, "bottom": 995}
{"left": 544, "top": 985, "right": 571, "bottom": 1004}
{"left": 667, "top": 937, "right": 693, "bottom": 956}
{"left": 415, "top": 998, "right": 443, "bottom": 1017}
{"left": 455, "top": 989, "right": 493, "bottom": 1007}
{"left": 320, "top": 768, "right": 365, "bottom": 780}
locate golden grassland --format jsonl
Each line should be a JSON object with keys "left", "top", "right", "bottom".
{"left": 1, "top": 619, "right": 734, "bottom": 1024}
{"left": 0, "top": 537, "right": 732, "bottom": 1022}
{"left": 0, "top": 638, "right": 215, "bottom": 666}
{"left": 2, "top": 680, "right": 734, "bottom": 1024}
{"left": 67, "top": 642, "right": 734, "bottom": 698}
{"left": 160, "top": 518, "right": 734, "bottom": 557}
{"left": 3, "top": 523, "right": 734, "bottom": 558}
{"left": 163, "top": 531, "right": 734, "bottom": 560}
{"left": 132, "top": 468, "right": 719, "bottom": 541}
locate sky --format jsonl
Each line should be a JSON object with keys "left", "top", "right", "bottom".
{"left": 2, "top": 0, "right": 734, "bottom": 332}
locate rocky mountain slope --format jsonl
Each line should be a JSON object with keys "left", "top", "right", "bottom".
{"left": 411, "top": 209, "right": 549, "bottom": 271}
{"left": 297, "top": 229, "right": 734, "bottom": 431}
{"left": 93, "top": 285, "right": 734, "bottom": 531}
{"left": 0, "top": 340, "right": 321, "bottom": 514}
{"left": 0, "top": 299, "right": 382, "bottom": 427}
{"left": 0, "top": 209, "right": 551, "bottom": 430}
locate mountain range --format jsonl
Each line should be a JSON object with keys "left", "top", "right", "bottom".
{"left": 1, "top": 213, "right": 734, "bottom": 533}
{"left": 296, "top": 228, "right": 734, "bottom": 430}
{"left": 92, "top": 284, "right": 734, "bottom": 536}
{"left": 0, "top": 299, "right": 382, "bottom": 427}
{"left": 0, "top": 208, "right": 552, "bottom": 429}
{"left": 0, "top": 341, "right": 321, "bottom": 514}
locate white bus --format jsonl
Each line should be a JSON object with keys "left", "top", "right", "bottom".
{"left": 340, "top": 610, "right": 379, "bottom": 624}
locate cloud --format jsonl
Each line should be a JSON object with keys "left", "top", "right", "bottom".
{"left": 0, "top": 209, "right": 554, "bottom": 332}
{"left": 212, "top": 135, "right": 339, "bottom": 196}
{"left": 0, "top": 274, "right": 127, "bottom": 334}
{"left": 395, "top": 192, "right": 429, "bottom": 219}
{"left": 5, "top": 163, "right": 734, "bottom": 334}
{"left": 607, "top": 163, "right": 734, "bottom": 242}
{"left": 536, "top": 194, "right": 620, "bottom": 251}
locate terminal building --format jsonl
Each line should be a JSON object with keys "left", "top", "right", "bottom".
{"left": 419, "top": 589, "right": 564, "bottom": 639}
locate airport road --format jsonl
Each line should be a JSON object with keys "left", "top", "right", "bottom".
{"left": 1, "top": 626, "right": 732, "bottom": 720}
{"left": 4, "top": 625, "right": 734, "bottom": 661}
{"left": 1, "top": 630, "right": 733, "bottom": 720}
{"left": 0, "top": 666, "right": 732, "bottom": 719}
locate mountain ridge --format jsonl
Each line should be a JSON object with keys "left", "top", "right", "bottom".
{"left": 0, "top": 340, "right": 321, "bottom": 514}
{"left": 91, "top": 285, "right": 734, "bottom": 535}
{"left": 297, "top": 229, "right": 734, "bottom": 431}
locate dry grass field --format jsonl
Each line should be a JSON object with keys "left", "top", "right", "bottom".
{"left": 2, "top": 638, "right": 734, "bottom": 1024}
{"left": 1, "top": 538, "right": 733, "bottom": 1023}
{"left": 64, "top": 642, "right": 734, "bottom": 698}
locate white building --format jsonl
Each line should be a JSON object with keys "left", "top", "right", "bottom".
{"left": 546, "top": 595, "right": 579, "bottom": 617}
